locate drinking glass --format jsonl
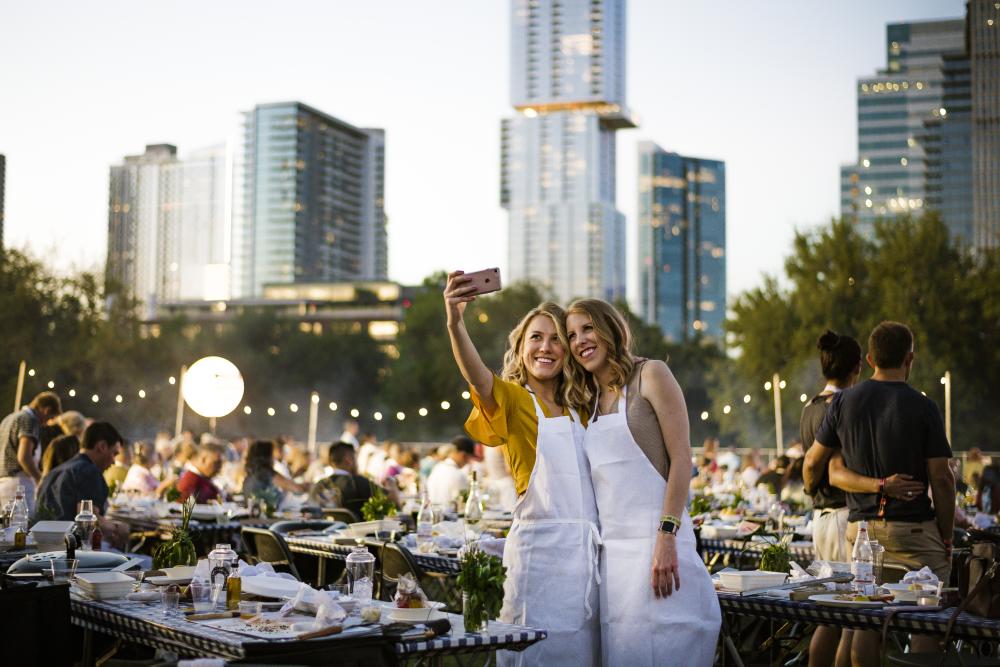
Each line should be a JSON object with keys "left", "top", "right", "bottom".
{"left": 161, "top": 586, "right": 180, "bottom": 616}
{"left": 50, "top": 558, "right": 79, "bottom": 583}
{"left": 870, "top": 541, "right": 886, "bottom": 585}
{"left": 189, "top": 580, "right": 214, "bottom": 612}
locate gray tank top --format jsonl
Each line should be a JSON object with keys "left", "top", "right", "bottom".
{"left": 594, "top": 358, "right": 671, "bottom": 482}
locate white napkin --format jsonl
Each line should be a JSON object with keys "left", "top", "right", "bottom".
{"left": 279, "top": 582, "right": 346, "bottom": 619}
{"left": 902, "top": 566, "right": 940, "bottom": 586}
{"left": 191, "top": 558, "right": 296, "bottom": 581}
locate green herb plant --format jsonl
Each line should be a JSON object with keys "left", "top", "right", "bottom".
{"left": 689, "top": 494, "right": 713, "bottom": 516}
{"left": 163, "top": 485, "right": 181, "bottom": 503}
{"left": 360, "top": 485, "right": 397, "bottom": 521}
{"left": 249, "top": 487, "right": 283, "bottom": 518}
{"left": 758, "top": 533, "right": 793, "bottom": 574}
{"left": 456, "top": 544, "right": 506, "bottom": 632}
{"left": 152, "top": 497, "right": 197, "bottom": 569}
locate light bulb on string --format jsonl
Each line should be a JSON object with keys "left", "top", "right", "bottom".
{"left": 244, "top": 406, "right": 252, "bottom": 415}
{"left": 267, "top": 407, "right": 275, "bottom": 416}
{"left": 396, "top": 412, "right": 405, "bottom": 421}
{"left": 115, "top": 395, "right": 123, "bottom": 404}
{"left": 350, "top": 408, "right": 360, "bottom": 418}
{"left": 419, "top": 407, "right": 428, "bottom": 417}
{"left": 374, "top": 411, "right": 383, "bottom": 421}
{"left": 440, "top": 401, "right": 451, "bottom": 410}
{"left": 329, "top": 402, "right": 338, "bottom": 411}
{"left": 138, "top": 389, "right": 146, "bottom": 399}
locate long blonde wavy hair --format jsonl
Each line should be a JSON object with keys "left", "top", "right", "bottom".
{"left": 500, "top": 302, "right": 590, "bottom": 418}
{"left": 565, "top": 298, "right": 636, "bottom": 406}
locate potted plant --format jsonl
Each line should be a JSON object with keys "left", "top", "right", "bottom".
{"left": 456, "top": 545, "right": 506, "bottom": 632}
{"left": 153, "top": 497, "right": 197, "bottom": 569}
{"left": 361, "top": 486, "right": 397, "bottom": 522}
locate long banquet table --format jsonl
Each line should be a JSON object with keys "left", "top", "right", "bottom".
{"left": 716, "top": 592, "right": 1000, "bottom": 665}
{"left": 71, "top": 594, "right": 545, "bottom": 666}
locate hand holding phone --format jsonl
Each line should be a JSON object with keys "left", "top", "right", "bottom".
{"left": 462, "top": 267, "right": 502, "bottom": 296}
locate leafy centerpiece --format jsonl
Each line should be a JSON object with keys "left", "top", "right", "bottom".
{"left": 361, "top": 485, "right": 397, "bottom": 521}
{"left": 456, "top": 545, "right": 506, "bottom": 632}
{"left": 153, "top": 497, "right": 197, "bottom": 569}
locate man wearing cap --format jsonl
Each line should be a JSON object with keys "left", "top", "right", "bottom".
{"left": 427, "top": 435, "right": 481, "bottom": 507}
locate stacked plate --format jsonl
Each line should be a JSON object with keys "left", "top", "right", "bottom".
{"left": 75, "top": 572, "right": 135, "bottom": 600}
{"left": 29, "top": 521, "right": 75, "bottom": 550}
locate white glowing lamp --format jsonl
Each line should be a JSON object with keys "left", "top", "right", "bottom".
{"left": 182, "top": 356, "right": 245, "bottom": 418}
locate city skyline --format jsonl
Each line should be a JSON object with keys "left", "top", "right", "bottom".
{"left": 0, "top": 0, "right": 966, "bottom": 307}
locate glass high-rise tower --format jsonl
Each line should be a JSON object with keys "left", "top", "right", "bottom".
{"left": 106, "top": 144, "right": 229, "bottom": 316}
{"left": 231, "top": 102, "right": 387, "bottom": 298}
{"left": 840, "top": 19, "right": 965, "bottom": 235}
{"left": 970, "top": 0, "right": 1000, "bottom": 249}
{"left": 501, "top": 0, "right": 635, "bottom": 303}
{"left": 637, "top": 142, "right": 726, "bottom": 344}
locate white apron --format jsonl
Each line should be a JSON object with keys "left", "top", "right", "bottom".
{"left": 498, "top": 392, "right": 601, "bottom": 667}
{"left": 583, "top": 388, "right": 720, "bottom": 667}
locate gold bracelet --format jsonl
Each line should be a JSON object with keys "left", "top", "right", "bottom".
{"left": 660, "top": 514, "right": 681, "bottom": 525}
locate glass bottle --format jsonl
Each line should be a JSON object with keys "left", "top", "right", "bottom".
{"left": 346, "top": 546, "right": 375, "bottom": 600}
{"left": 74, "top": 499, "right": 97, "bottom": 552}
{"left": 8, "top": 486, "right": 29, "bottom": 537}
{"left": 208, "top": 543, "right": 238, "bottom": 603}
{"left": 464, "top": 471, "right": 484, "bottom": 532}
{"left": 851, "top": 521, "right": 874, "bottom": 593}
{"left": 416, "top": 488, "right": 433, "bottom": 553}
{"left": 226, "top": 568, "right": 242, "bottom": 610}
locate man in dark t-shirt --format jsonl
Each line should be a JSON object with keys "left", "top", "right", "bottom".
{"left": 805, "top": 321, "right": 954, "bottom": 660}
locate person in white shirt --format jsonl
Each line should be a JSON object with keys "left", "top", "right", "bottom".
{"left": 426, "top": 436, "right": 480, "bottom": 507}
{"left": 339, "top": 419, "right": 360, "bottom": 449}
{"left": 356, "top": 434, "right": 378, "bottom": 478}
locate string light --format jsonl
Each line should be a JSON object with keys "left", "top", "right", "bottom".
{"left": 396, "top": 412, "right": 405, "bottom": 421}
{"left": 779, "top": 380, "right": 787, "bottom": 389}
{"left": 91, "top": 394, "right": 99, "bottom": 403}
{"left": 373, "top": 411, "right": 383, "bottom": 421}
{"left": 138, "top": 389, "right": 146, "bottom": 399}
{"left": 28, "top": 369, "right": 35, "bottom": 377}
{"left": 419, "top": 407, "right": 428, "bottom": 417}
{"left": 168, "top": 376, "right": 176, "bottom": 385}
{"left": 700, "top": 411, "right": 709, "bottom": 421}
{"left": 311, "top": 394, "right": 320, "bottom": 404}
{"left": 267, "top": 407, "right": 275, "bottom": 416}
{"left": 289, "top": 403, "right": 299, "bottom": 413}
{"left": 47, "top": 381, "right": 55, "bottom": 389}
{"left": 743, "top": 394, "right": 751, "bottom": 404}
{"left": 800, "top": 394, "right": 808, "bottom": 403}
{"left": 764, "top": 381, "right": 772, "bottom": 390}
{"left": 115, "top": 394, "right": 123, "bottom": 403}
{"left": 243, "top": 406, "right": 252, "bottom": 415}
{"left": 329, "top": 402, "right": 338, "bottom": 411}
{"left": 350, "top": 408, "right": 360, "bottom": 418}
{"left": 68, "top": 389, "right": 76, "bottom": 397}
{"left": 723, "top": 405, "right": 731, "bottom": 414}
{"left": 441, "top": 401, "right": 451, "bottom": 410}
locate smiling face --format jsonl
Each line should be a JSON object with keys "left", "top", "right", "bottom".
{"left": 566, "top": 312, "right": 609, "bottom": 374}
{"left": 519, "top": 314, "right": 565, "bottom": 382}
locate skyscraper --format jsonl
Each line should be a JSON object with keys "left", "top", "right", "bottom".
{"left": 0, "top": 153, "right": 5, "bottom": 249}
{"left": 106, "top": 144, "right": 229, "bottom": 315}
{"left": 231, "top": 102, "right": 386, "bottom": 299}
{"left": 637, "top": 142, "right": 726, "bottom": 344}
{"left": 501, "top": 0, "right": 635, "bottom": 303}
{"left": 969, "top": 0, "right": 1000, "bottom": 249}
{"left": 840, "top": 19, "right": 965, "bottom": 235}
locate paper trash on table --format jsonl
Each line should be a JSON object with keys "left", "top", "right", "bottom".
{"left": 902, "top": 566, "right": 940, "bottom": 586}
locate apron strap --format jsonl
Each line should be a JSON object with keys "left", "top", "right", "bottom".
{"left": 525, "top": 387, "right": 572, "bottom": 422}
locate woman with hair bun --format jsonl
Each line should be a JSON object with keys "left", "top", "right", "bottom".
{"left": 444, "top": 271, "right": 600, "bottom": 667}
{"left": 565, "top": 298, "right": 719, "bottom": 667}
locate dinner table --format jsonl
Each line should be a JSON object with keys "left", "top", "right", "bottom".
{"left": 70, "top": 591, "right": 545, "bottom": 666}
{"left": 716, "top": 591, "right": 1000, "bottom": 665}
{"left": 698, "top": 536, "right": 816, "bottom": 572}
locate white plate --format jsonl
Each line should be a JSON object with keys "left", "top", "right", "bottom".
{"left": 240, "top": 576, "right": 304, "bottom": 600}
{"left": 882, "top": 582, "right": 936, "bottom": 602}
{"left": 809, "top": 593, "right": 886, "bottom": 608}
{"left": 718, "top": 570, "right": 787, "bottom": 592}
{"left": 387, "top": 608, "right": 447, "bottom": 623}
{"left": 146, "top": 575, "right": 193, "bottom": 586}
{"left": 160, "top": 565, "right": 197, "bottom": 578}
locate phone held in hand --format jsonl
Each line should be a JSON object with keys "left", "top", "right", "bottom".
{"left": 463, "top": 268, "right": 502, "bottom": 296}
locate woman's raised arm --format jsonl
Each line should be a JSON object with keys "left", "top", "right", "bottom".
{"left": 444, "top": 270, "right": 496, "bottom": 413}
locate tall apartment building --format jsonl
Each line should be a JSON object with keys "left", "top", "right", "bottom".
{"left": 970, "top": 0, "right": 1000, "bottom": 249}
{"left": 0, "top": 153, "right": 5, "bottom": 249}
{"left": 231, "top": 102, "right": 386, "bottom": 299}
{"left": 637, "top": 142, "right": 726, "bottom": 343}
{"left": 840, "top": 19, "right": 965, "bottom": 235}
{"left": 106, "top": 144, "right": 228, "bottom": 316}
{"left": 501, "top": 0, "right": 635, "bottom": 303}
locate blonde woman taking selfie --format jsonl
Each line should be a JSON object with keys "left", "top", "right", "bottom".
{"left": 566, "top": 298, "right": 720, "bottom": 667}
{"left": 444, "top": 271, "right": 600, "bottom": 667}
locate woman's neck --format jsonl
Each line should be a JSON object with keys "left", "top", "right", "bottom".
{"left": 594, "top": 365, "right": 616, "bottom": 393}
{"left": 526, "top": 376, "right": 558, "bottom": 405}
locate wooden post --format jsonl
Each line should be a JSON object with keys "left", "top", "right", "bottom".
{"left": 174, "top": 365, "right": 187, "bottom": 438}
{"left": 308, "top": 392, "right": 320, "bottom": 457}
{"left": 13, "top": 360, "right": 26, "bottom": 412}
{"left": 772, "top": 372, "right": 783, "bottom": 455}
{"left": 943, "top": 371, "right": 952, "bottom": 445}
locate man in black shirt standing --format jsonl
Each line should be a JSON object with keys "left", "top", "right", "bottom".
{"left": 805, "top": 321, "right": 954, "bottom": 660}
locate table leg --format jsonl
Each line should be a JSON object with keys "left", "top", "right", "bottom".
{"left": 82, "top": 628, "right": 94, "bottom": 667}
{"left": 317, "top": 556, "right": 327, "bottom": 588}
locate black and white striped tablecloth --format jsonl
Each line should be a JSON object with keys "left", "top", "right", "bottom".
{"left": 718, "top": 593, "right": 1000, "bottom": 642}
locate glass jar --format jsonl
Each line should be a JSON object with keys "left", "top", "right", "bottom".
{"left": 74, "top": 499, "right": 97, "bottom": 552}
{"left": 345, "top": 546, "right": 375, "bottom": 601}
{"left": 462, "top": 593, "right": 488, "bottom": 633}
{"left": 207, "top": 543, "right": 238, "bottom": 602}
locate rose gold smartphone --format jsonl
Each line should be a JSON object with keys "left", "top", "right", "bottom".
{"left": 464, "top": 268, "right": 502, "bottom": 296}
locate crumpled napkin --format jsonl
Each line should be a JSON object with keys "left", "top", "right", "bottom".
{"left": 902, "top": 566, "right": 940, "bottom": 586}
{"left": 279, "top": 582, "right": 347, "bottom": 620}
{"left": 458, "top": 537, "right": 505, "bottom": 560}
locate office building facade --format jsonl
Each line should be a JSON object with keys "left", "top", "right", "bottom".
{"left": 0, "top": 153, "right": 5, "bottom": 249}
{"left": 106, "top": 144, "right": 229, "bottom": 315}
{"left": 637, "top": 142, "right": 725, "bottom": 343}
{"left": 840, "top": 20, "right": 965, "bottom": 235}
{"left": 970, "top": 0, "right": 1000, "bottom": 249}
{"left": 501, "top": 0, "right": 634, "bottom": 303}
{"left": 231, "top": 102, "right": 386, "bottom": 299}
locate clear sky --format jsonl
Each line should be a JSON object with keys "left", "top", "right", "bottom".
{"left": 0, "top": 0, "right": 965, "bottom": 306}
